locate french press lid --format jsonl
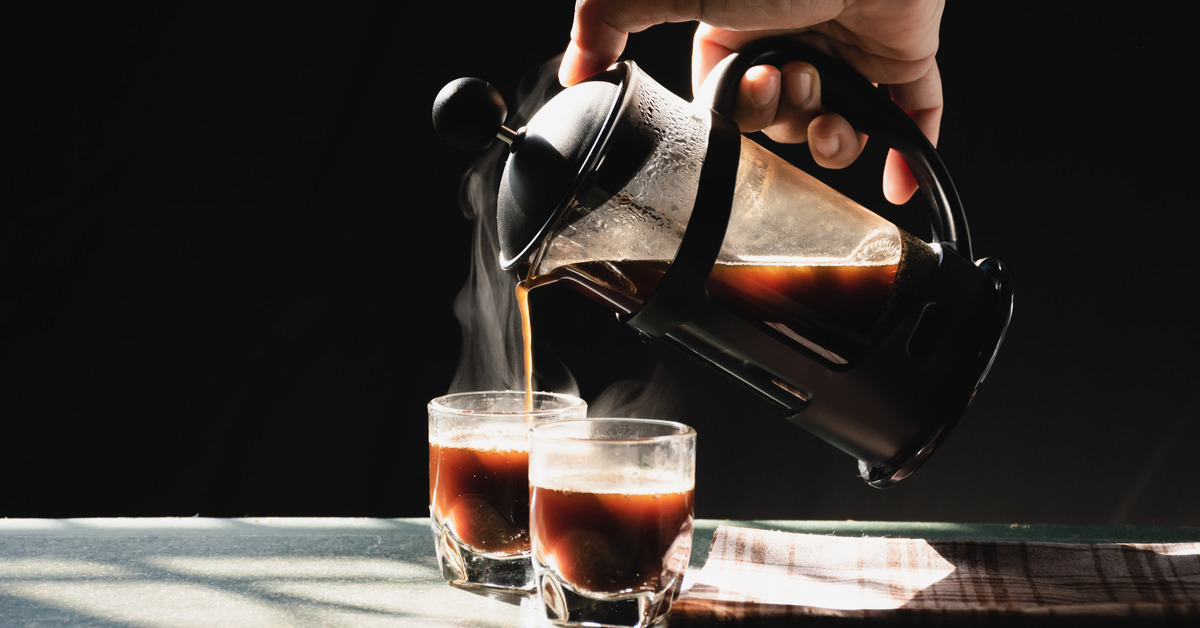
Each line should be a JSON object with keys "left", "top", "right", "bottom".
{"left": 432, "top": 64, "right": 655, "bottom": 270}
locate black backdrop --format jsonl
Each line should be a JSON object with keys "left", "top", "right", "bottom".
{"left": 7, "top": 3, "right": 1197, "bottom": 524}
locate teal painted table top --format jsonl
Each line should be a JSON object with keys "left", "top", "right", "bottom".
{"left": 2, "top": 518, "right": 1196, "bottom": 626}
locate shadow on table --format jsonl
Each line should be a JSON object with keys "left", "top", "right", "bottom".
{"left": 0, "top": 517, "right": 521, "bottom": 627}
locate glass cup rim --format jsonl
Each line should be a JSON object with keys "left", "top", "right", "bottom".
{"left": 428, "top": 390, "right": 586, "bottom": 417}
{"left": 530, "top": 417, "right": 695, "bottom": 444}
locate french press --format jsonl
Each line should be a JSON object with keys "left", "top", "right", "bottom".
{"left": 432, "top": 39, "right": 1013, "bottom": 487}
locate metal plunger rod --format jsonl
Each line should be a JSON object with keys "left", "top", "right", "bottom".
{"left": 497, "top": 124, "right": 519, "bottom": 147}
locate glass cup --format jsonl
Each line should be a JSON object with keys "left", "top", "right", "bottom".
{"left": 530, "top": 418, "right": 696, "bottom": 627}
{"left": 428, "top": 390, "right": 587, "bottom": 597}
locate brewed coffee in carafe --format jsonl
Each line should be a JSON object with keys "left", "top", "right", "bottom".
{"left": 524, "top": 129, "right": 938, "bottom": 365}
{"left": 433, "top": 38, "right": 1012, "bottom": 487}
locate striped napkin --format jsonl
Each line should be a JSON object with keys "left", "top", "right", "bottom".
{"left": 672, "top": 525, "right": 1200, "bottom": 626}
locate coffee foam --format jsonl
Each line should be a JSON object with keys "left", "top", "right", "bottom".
{"left": 531, "top": 470, "right": 693, "bottom": 495}
{"left": 430, "top": 431, "right": 530, "bottom": 453}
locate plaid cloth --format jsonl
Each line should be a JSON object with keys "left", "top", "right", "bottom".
{"left": 672, "top": 525, "right": 1200, "bottom": 626}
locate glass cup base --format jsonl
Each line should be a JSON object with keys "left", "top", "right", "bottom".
{"left": 534, "top": 566, "right": 683, "bottom": 628}
{"left": 431, "top": 517, "right": 535, "bottom": 599}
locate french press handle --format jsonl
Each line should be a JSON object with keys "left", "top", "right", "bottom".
{"left": 705, "top": 38, "right": 972, "bottom": 261}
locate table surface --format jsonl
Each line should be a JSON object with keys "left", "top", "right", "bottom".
{"left": 2, "top": 517, "right": 1196, "bottom": 627}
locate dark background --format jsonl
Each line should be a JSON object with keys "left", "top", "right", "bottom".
{"left": 7, "top": 3, "right": 1197, "bottom": 525}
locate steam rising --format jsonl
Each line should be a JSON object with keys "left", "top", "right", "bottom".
{"left": 588, "top": 361, "right": 687, "bottom": 420}
{"left": 446, "top": 154, "right": 525, "bottom": 394}
{"left": 447, "top": 58, "right": 576, "bottom": 397}
{"left": 446, "top": 56, "right": 686, "bottom": 423}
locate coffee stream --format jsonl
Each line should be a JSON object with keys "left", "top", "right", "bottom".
{"left": 515, "top": 273, "right": 567, "bottom": 414}
{"left": 516, "top": 281, "right": 536, "bottom": 413}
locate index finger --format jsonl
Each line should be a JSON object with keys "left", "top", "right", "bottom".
{"left": 560, "top": 0, "right": 700, "bottom": 85}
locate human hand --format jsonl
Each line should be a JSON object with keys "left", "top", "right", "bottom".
{"left": 559, "top": 0, "right": 945, "bottom": 204}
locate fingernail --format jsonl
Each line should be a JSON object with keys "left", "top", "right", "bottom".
{"left": 558, "top": 43, "right": 582, "bottom": 86}
{"left": 813, "top": 132, "right": 840, "bottom": 159}
{"left": 747, "top": 66, "right": 779, "bottom": 107}
{"left": 785, "top": 66, "right": 814, "bottom": 107}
